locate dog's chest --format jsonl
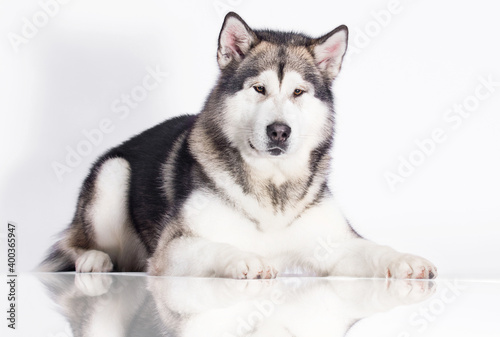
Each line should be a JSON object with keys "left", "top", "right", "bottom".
{"left": 181, "top": 189, "right": 310, "bottom": 249}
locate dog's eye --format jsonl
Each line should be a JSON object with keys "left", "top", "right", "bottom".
{"left": 253, "top": 85, "right": 266, "bottom": 95}
{"left": 293, "top": 89, "right": 304, "bottom": 97}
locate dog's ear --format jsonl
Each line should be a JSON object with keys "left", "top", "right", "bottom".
{"left": 313, "top": 25, "right": 348, "bottom": 81}
{"left": 217, "top": 12, "right": 259, "bottom": 69}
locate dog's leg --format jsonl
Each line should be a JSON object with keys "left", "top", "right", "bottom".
{"left": 296, "top": 198, "right": 437, "bottom": 279}
{"left": 75, "top": 157, "right": 147, "bottom": 272}
{"left": 40, "top": 157, "right": 147, "bottom": 273}
{"left": 319, "top": 238, "right": 438, "bottom": 279}
{"left": 149, "top": 236, "right": 278, "bottom": 279}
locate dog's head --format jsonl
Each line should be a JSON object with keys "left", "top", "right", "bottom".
{"left": 205, "top": 12, "right": 348, "bottom": 165}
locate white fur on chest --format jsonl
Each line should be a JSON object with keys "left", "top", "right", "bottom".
{"left": 201, "top": 166, "right": 324, "bottom": 230}
{"left": 182, "top": 189, "right": 352, "bottom": 262}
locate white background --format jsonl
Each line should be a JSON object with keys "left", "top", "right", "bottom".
{"left": 0, "top": 0, "right": 499, "bottom": 278}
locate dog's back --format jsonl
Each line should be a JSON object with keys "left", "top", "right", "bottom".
{"left": 40, "top": 115, "right": 197, "bottom": 272}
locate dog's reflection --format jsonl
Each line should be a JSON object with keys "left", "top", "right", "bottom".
{"left": 39, "top": 274, "right": 435, "bottom": 337}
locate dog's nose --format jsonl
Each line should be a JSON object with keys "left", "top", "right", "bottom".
{"left": 267, "top": 123, "right": 291, "bottom": 143}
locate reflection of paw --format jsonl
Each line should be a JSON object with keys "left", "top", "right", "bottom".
{"left": 385, "top": 279, "right": 436, "bottom": 306}
{"left": 386, "top": 254, "right": 437, "bottom": 279}
{"left": 224, "top": 278, "right": 276, "bottom": 294}
{"left": 223, "top": 255, "right": 278, "bottom": 279}
{"left": 75, "top": 273, "right": 113, "bottom": 297}
{"left": 75, "top": 250, "right": 113, "bottom": 273}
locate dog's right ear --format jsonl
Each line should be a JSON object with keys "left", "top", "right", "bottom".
{"left": 217, "top": 12, "right": 258, "bottom": 69}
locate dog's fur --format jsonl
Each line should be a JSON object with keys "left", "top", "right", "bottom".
{"left": 40, "top": 12, "right": 437, "bottom": 279}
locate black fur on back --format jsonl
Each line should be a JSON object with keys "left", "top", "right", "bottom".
{"left": 106, "top": 115, "right": 197, "bottom": 253}
{"left": 41, "top": 115, "right": 198, "bottom": 271}
{"left": 99, "top": 115, "right": 198, "bottom": 253}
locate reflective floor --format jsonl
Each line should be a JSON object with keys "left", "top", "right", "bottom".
{"left": 3, "top": 273, "right": 499, "bottom": 336}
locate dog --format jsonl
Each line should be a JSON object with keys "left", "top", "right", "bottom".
{"left": 40, "top": 12, "right": 437, "bottom": 279}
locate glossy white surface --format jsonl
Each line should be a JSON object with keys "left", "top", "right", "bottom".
{"left": 2, "top": 273, "right": 499, "bottom": 336}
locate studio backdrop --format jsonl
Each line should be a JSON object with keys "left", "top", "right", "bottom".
{"left": 1, "top": 0, "right": 499, "bottom": 279}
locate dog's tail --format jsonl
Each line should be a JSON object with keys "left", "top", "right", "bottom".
{"left": 37, "top": 239, "right": 75, "bottom": 272}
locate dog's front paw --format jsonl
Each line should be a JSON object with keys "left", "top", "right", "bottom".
{"left": 222, "top": 255, "right": 278, "bottom": 279}
{"left": 386, "top": 254, "right": 437, "bottom": 279}
{"left": 75, "top": 250, "right": 113, "bottom": 273}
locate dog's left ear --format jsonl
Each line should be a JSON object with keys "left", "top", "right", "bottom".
{"left": 313, "top": 25, "right": 348, "bottom": 81}
{"left": 217, "top": 12, "right": 259, "bottom": 69}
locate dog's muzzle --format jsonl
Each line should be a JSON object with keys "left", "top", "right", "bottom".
{"left": 266, "top": 122, "right": 291, "bottom": 156}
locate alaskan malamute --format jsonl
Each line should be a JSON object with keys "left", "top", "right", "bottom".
{"left": 41, "top": 12, "right": 437, "bottom": 279}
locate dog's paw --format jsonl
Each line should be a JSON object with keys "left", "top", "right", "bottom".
{"left": 386, "top": 254, "right": 437, "bottom": 279}
{"left": 222, "top": 255, "right": 278, "bottom": 279}
{"left": 75, "top": 250, "right": 113, "bottom": 273}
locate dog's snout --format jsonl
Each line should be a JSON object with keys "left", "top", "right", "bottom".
{"left": 267, "top": 123, "right": 291, "bottom": 143}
